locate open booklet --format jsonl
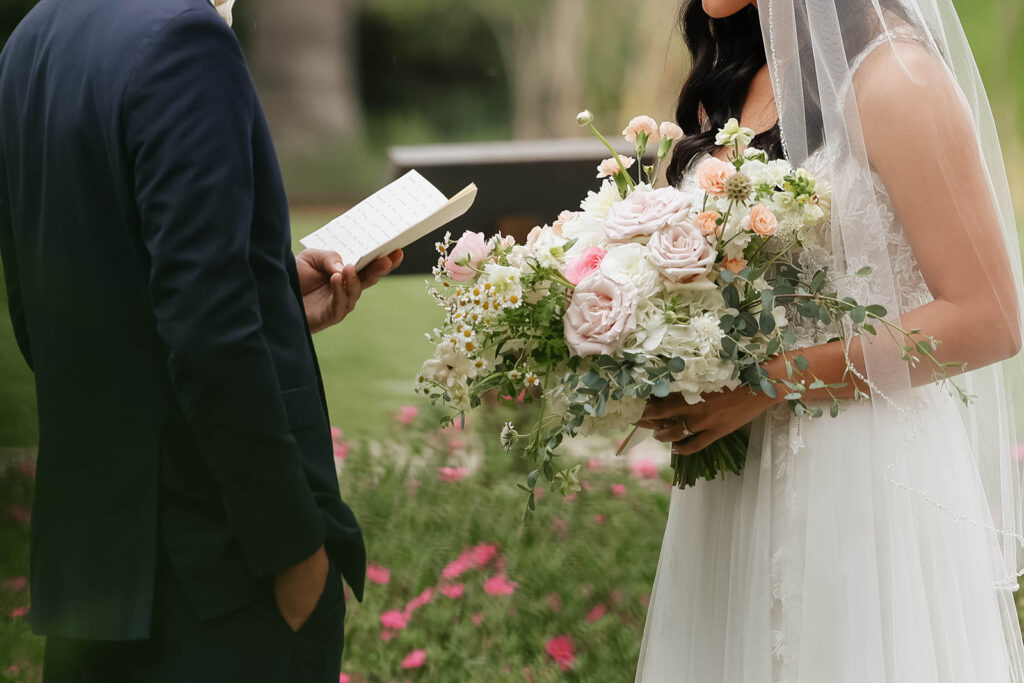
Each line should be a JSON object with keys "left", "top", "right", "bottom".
{"left": 300, "top": 170, "right": 478, "bottom": 271}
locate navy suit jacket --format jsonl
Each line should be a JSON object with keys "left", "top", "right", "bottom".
{"left": 0, "top": 0, "right": 365, "bottom": 639}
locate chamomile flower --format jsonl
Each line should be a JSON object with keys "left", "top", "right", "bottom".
{"left": 508, "top": 369, "right": 523, "bottom": 381}
{"left": 500, "top": 422, "right": 519, "bottom": 451}
{"left": 524, "top": 371, "right": 541, "bottom": 387}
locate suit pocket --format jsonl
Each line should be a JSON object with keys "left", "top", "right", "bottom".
{"left": 280, "top": 386, "right": 322, "bottom": 432}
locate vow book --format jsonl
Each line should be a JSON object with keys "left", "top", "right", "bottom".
{"left": 300, "top": 171, "right": 478, "bottom": 271}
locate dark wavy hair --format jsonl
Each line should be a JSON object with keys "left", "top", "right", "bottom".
{"left": 666, "top": 0, "right": 914, "bottom": 187}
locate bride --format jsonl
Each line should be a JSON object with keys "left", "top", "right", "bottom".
{"left": 635, "top": 0, "right": 1024, "bottom": 681}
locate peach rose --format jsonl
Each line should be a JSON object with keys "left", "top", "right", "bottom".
{"left": 696, "top": 157, "right": 736, "bottom": 197}
{"left": 444, "top": 231, "right": 490, "bottom": 282}
{"left": 622, "top": 116, "right": 660, "bottom": 144}
{"left": 597, "top": 156, "right": 635, "bottom": 179}
{"left": 552, "top": 210, "right": 578, "bottom": 235}
{"left": 648, "top": 220, "right": 716, "bottom": 284}
{"left": 563, "top": 247, "right": 607, "bottom": 286}
{"left": 744, "top": 204, "right": 778, "bottom": 236}
{"left": 563, "top": 271, "right": 639, "bottom": 356}
{"left": 603, "top": 187, "right": 693, "bottom": 241}
{"left": 696, "top": 211, "right": 721, "bottom": 236}
{"left": 659, "top": 121, "right": 684, "bottom": 141}
{"left": 722, "top": 257, "right": 747, "bottom": 274}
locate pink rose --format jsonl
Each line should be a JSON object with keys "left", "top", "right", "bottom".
{"left": 444, "top": 231, "right": 490, "bottom": 281}
{"left": 696, "top": 157, "right": 736, "bottom": 197}
{"left": 604, "top": 187, "right": 693, "bottom": 241}
{"left": 659, "top": 121, "right": 684, "bottom": 141}
{"left": 563, "top": 247, "right": 607, "bottom": 286}
{"left": 563, "top": 271, "right": 639, "bottom": 356}
{"left": 596, "top": 156, "right": 635, "bottom": 179}
{"left": 648, "top": 220, "right": 717, "bottom": 284}
{"left": 744, "top": 204, "right": 778, "bottom": 236}
{"left": 622, "top": 115, "right": 660, "bottom": 143}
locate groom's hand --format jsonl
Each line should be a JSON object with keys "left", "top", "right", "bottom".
{"left": 273, "top": 544, "right": 329, "bottom": 632}
{"left": 296, "top": 248, "right": 404, "bottom": 333}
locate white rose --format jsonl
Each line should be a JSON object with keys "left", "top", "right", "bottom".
{"left": 599, "top": 243, "right": 662, "bottom": 299}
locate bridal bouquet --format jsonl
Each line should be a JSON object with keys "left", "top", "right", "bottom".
{"left": 416, "top": 112, "right": 958, "bottom": 510}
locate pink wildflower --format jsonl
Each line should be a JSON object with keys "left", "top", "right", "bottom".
{"left": 442, "top": 557, "right": 471, "bottom": 580}
{"left": 594, "top": 514, "right": 606, "bottom": 525}
{"left": 380, "top": 610, "right": 409, "bottom": 630}
{"left": 438, "top": 466, "right": 469, "bottom": 482}
{"left": 586, "top": 457, "right": 603, "bottom": 470}
{"left": 330, "top": 426, "right": 342, "bottom": 440}
{"left": 396, "top": 405, "right": 419, "bottom": 425}
{"left": 8, "top": 605, "right": 29, "bottom": 618}
{"left": 563, "top": 494, "right": 578, "bottom": 503}
{"left": 380, "top": 630, "right": 396, "bottom": 642}
{"left": 339, "top": 675, "right": 351, "bottom": 683}
{"left": 545, "top": 635, "right": 575, "bottom": 672}
{"left": 440, "top": 584, "right": 464, "bottom": 599}
{"left": 405, "top": 588, "right": 434, "bottom": 613}
{"left": 546, "top": 592, "right": 562, "bottom": 612}
{"left": 366, "top": 565, "right": 391, "bottom": 585}
{"left": 8, "top": 506, "right": 30, "bottom": 525}
{"left": 629, "top": 459, "right": 660, "bottom": 479}
{"left": 470, "top": 543, "right": 499, "bottom": 568}
{"left": 585, "top": 604, "right": 608, "bottom": 622}
{"left": 2, "top": 577, "right": 27, "bottom": 592}
{"left": 550, "top": 517, "right": 569, "bottom": 537}
{"left": 483, "top": 574, "right": 517, "bottom": 596}
{"left": 611, "top": 484, "right": 627, "bottom": 498}
{"left": 333, "top": 442, "right": 350, "bottom": 460}
{"left": 471, "top": 612, "right": 484, "bottom": 626}
{"left": 401, "top": 649, "right": 427, "bottom": 670}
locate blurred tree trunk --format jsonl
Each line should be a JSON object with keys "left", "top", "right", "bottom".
{"left": 618, "top": 0, "right": 688, "bottom": 126}
{"left": 248, "top": 0, "right": 362, "bottom": 157}
{"left": 489, "top": 0, "right": 586, "bottom": 139}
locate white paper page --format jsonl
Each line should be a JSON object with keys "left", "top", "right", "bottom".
{"left": 300, "top": 170, "right": 449, "bottom": 267}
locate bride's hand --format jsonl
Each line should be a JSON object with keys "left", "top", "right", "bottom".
{"left": 296, "top": 248, "right": 404, "bottom": 333}
{"left": 638, "top": 385, "right": 778, "bottom": 455}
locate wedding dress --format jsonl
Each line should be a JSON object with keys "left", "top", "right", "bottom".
{"left": 636, "top": 14, "right": 1024, "bottom": 683}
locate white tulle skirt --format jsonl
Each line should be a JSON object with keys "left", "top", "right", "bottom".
{"left": 636, "top": 385, "right": 1024, "bottom": 682}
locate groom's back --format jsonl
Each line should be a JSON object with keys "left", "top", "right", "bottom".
{"left": 0, "top": 0, "right": 264, "bottom": 638}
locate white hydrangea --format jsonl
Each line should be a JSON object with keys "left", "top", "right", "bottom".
{"left": 526, "top": 226, "right": 568, "bottom": 270}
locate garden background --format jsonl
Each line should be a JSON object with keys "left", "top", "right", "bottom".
{"left": 1, "top": 0, "right": 1023, "bottom": 680}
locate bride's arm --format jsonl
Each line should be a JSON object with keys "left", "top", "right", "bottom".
{"left": 643, "top": 42, "right": 1022, "bottom": 450}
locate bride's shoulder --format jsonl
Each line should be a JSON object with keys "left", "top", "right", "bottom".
{"left": 853, "top": 36, "right": 951, "bottom": 108}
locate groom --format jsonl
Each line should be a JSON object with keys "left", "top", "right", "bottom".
{"left": 0, "top": 0, "right": 400, "bottom": 680}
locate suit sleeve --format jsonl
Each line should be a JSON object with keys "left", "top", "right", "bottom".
{"left": 123, "top": 9, "right": 324, "bottom": 578}
{"left": 0, "top": 155, "right": 31, "bottom": 370}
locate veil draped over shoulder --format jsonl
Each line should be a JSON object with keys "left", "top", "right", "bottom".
{"left": 761, "top": 0, "right": 1024, "bottom": 587}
